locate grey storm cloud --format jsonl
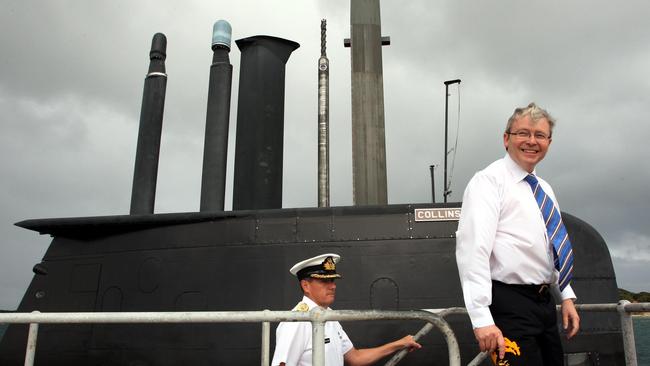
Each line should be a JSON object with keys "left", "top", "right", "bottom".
{"left": 1, "top": 0, "right": 649, "bottom": 309}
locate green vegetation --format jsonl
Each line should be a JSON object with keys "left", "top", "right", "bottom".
{"left": 619, "top": 288, "right": 650, "bottom": 302}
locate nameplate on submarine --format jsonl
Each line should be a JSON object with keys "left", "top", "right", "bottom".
{"left": 414, "top": 208, "right": 461, "bottom": 222}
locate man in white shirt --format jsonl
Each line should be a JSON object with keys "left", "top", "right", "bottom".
{"left": 456, "top": 103, "right": 580, "bottom": 365}
{"left": 271, "top": 253, "right": 421, "bottom": 366}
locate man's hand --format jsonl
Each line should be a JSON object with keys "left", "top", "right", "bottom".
{"left": 394, "top": 335, "right": 422, "bottom": 352}
{"left": 473, "top": 325, "right": 505, "bottom": 360}
{"left": 561, "top": 298, "right": 580, "bottom": 339}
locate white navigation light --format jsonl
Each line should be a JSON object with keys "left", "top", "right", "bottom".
{"left": 212, "top": 20, "right": 232, "bottom": 50}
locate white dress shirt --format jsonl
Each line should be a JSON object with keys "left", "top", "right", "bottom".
{"left": 456, "top": 154, "right": 576, "bottom": 328}
{"left": 271, "top": 296, "right": 353, "bottom": 366}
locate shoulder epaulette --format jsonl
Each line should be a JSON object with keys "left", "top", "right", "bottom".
{"left": 292, "top": 302, "right": 309, "bottom": 312}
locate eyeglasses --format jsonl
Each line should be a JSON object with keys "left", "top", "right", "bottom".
{"left": 507, "top": 130, "right": 551, "bottom": 142}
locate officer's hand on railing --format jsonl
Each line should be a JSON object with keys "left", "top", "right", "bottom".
{"left": 396, "top": 335, "right": 422, "bottom": 352}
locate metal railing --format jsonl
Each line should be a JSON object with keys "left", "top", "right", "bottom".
{"left": 389, "top": 301, "right": 650, "bottom": 366}
{"left": 1, "top": 300, "right": 648, "bottom": 366}
{"left": 572, "top": 301, "right": 650, "bottom": 366}
{"left": 0, "top": 308, "right": 461, "bottom": 366}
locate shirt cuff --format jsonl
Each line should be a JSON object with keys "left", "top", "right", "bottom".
{"left": 467, "top": 306, "right": 494, "bottom": 329}
{"left": 559, "top": 284, "right": 577, "bottom": 301}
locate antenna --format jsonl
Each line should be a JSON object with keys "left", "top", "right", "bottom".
{"left": 429, "top": 164, "right": 436, "bottom": 203}
{"left": 443, "top": 79, "right": 461, "bottom": 203}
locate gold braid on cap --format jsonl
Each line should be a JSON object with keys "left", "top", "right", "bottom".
{"left": 311, "top": 273, "right": 341, "bottom": 279}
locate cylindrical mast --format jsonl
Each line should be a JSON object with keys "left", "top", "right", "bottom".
{"left": 200, "top": 20, "right": 233, "bottom": 212}
{"left": 317, "top": 20, "right": 330, "bottom": 208}
{"left": 232, "top": 36, "right": 299, "bottom": 210}
{"left": 130, "top": 33, "right": 167, "bottom": 214}
{"left": 349, "top": 0, "right": 389, "bottom": 206}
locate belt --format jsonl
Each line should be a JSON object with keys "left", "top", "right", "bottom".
{"left": 519, "top": 283, "right": 550, "bottom": 296}
{"left": 492, "top": 281, "right": 551, "bottom": 299}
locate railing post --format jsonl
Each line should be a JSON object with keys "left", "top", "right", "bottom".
{"left": 311, "top": 307, "right": 326, "bottom": 366}
{"left": 261, "top": 310, "right": 270, "bottom": 366}
{"left": 24, "top": 310, "right": 40, "bottom": 366}
{"left": 617, "top": 300, "right": 638, "bottom": 366}
{"left": 467, "top": 351, "right": 489, "bottom": 366}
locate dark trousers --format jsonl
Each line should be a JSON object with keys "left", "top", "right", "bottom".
{"left": 489, "top": 280, "right": 564, "bottom": 366}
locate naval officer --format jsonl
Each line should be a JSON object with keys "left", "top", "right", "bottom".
{"left": 271, "top": 253, "right": 421, "bottom": 366}
{"left": 456, "top": 103, "right": 580, "bottom": 365}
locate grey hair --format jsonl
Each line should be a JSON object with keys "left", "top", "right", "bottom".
{"left": 505, "top": 102, "right": 556, "bottom": 135}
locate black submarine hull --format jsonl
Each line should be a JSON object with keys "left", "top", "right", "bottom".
{"left": 0, "top": 203, "right": 624, "bottom": 365}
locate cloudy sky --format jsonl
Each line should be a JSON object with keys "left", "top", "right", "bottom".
{"left": 1, "top": 0, "right": 648, "bottom": 309}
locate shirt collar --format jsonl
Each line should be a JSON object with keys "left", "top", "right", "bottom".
{"left": 504, "top": 153, "right": 536, "bottom": 183}
{"left": 302, "top": 295, "right": 331, "bottom": 310}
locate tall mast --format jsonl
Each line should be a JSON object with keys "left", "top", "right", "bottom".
{"left": 318, "top": 19, "right": 330, "bottom": 207}
{"left": 200, "top": 20, "right": 233, "bottom": 212}
{"left": 346, "top": 0, "right": 390, "bottom": 205}
{"left": 130, "top": 33, "right": 167, "bottom": 214}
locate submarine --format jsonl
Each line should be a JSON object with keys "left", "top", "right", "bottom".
{"left": 0, "top": 17, "right": 626, "bottom": 366}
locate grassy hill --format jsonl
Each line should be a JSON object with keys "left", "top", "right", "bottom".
{"left": 619, "top": 288, "right": 650, "bottom": 303}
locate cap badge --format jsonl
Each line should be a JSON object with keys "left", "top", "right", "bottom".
{"left": 323, "top": 257, "right": 336, "bottom": 271}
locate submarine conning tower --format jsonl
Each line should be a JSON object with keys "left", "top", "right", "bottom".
{"left": 0, "top": 19, "right": 627, "bottom": 366}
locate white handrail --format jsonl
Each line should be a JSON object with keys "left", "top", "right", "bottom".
{"left": 1, "top": 301, "right": 648, "bottom": 366}
{"left": 0, "top": 308, "right": 461, "bottom": 366}
{"left": 387, "top": 301, "right": 650, "bottom": 366}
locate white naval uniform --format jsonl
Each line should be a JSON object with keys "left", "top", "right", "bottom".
{"left": 271, "top": 296, "right": 353, "bottom": 366}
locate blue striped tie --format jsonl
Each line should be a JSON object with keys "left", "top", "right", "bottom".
{"left": 524, "top": 174, "right": 574, "bottom": 291}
